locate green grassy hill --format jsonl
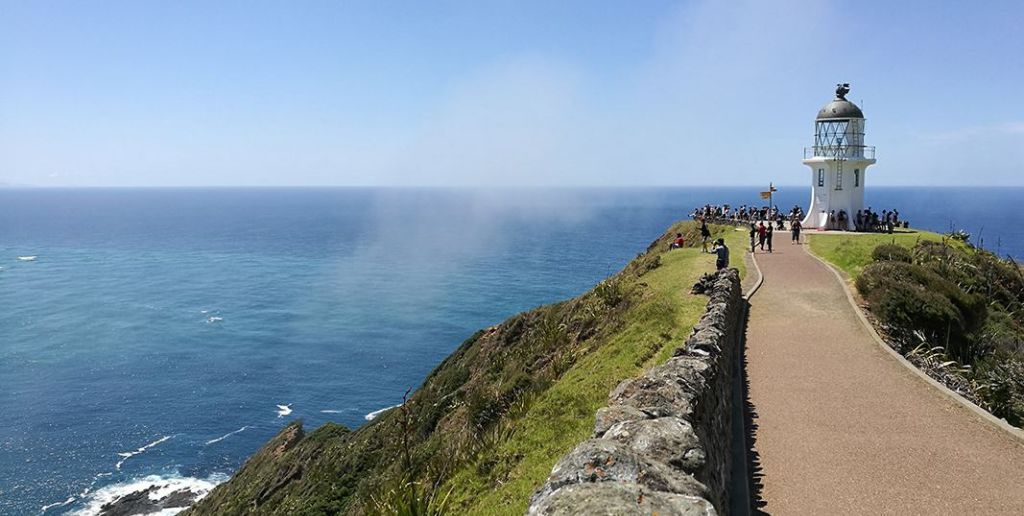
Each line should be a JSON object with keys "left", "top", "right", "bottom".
{"left": 185, "top": 221, "right": 747, "bottom": 516}
{"left": 808, "top": 229, "right": 1024, "bottom": 427}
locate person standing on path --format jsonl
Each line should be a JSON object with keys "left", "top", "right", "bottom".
{"left": 757, "top": 222, "right": 767, "bottom": 251}
{"left": 712, "top": 238, "right": 729, "bottom": 270}
{"left": 700, "top": 219, "right": 712, "bottom": 253}
{"left": 766, "top": 224, "right": 774, "bottom": 253}
{"left": 791, "top": 219, "right": 801, "bottom": 244}
{"left": 749, "top": 223, "right": 757, "bottom": 253}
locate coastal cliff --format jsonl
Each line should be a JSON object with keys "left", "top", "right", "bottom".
{"left": 184, "top": 221, "right": 745, "bottom": 515}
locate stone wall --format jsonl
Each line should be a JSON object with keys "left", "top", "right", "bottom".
{"left": 527, "top": 269, "right": 744, "bottom": 516}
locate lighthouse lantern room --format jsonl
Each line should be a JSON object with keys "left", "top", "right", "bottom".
{"left": 801, "top": 83, "right": 876, "bottom": 230}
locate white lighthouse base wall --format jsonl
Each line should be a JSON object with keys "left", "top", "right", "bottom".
{"left": 800, "top": 158, "right": 873, "bottom": 230}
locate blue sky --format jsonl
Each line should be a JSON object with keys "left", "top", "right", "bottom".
{"left": 1, "top": 0, "right": 1021, "bottom": 187}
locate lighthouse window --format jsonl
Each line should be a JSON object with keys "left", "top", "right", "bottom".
{"left": 817, "top": 169, "right": 825, "bottom": 187}
{"left": 854, "top": 169, "right": 860, "bottom": 187}
{"left": 835, "top": 170, "right": 843, "bottom": 190}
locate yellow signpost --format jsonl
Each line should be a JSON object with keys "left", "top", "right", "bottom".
{"left": 760, "top": 183, "right": 778, "bottom": 215}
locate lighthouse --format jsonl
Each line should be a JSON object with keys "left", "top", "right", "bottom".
{"left": 801, "top": 84, "right": 876, "bottom": 230}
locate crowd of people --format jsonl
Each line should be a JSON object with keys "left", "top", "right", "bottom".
{"left": 691, "top": 203, "right": 794, "bottom": 225}
{"left": 679, "top": 202, "right": 909, "bottom": 267}
{"left": 824, "top": 208, "right": 906, "bottom": 233}
{"left": 692, "top": 203, "right": 905, "bottom": 234}
{"left": 692, "top": 203, "right": 803, "bottom": 232}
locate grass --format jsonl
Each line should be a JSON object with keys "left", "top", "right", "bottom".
{"left": 188, "top": 221, "right": 750, "bottom": 516}
{"left": 442, "top": 222, "right": 747, "bottom": 514}
{"left": 806, "top": 229, "right": 951, "bottom": 278}
{"left": 807, "top": 228, "right": 1024, "bottom": 426}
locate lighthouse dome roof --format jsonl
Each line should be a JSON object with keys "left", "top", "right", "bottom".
{"left": 816, "top": 98, "right": 864, "bottom": 120}
{"left": 816, "top": 83, "right": 863, "bottom": 119}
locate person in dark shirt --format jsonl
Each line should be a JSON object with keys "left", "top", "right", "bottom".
{"left": 749, "top": 223, "right": 757, "bottom": 253}
{"left": 791, "top": 219, "right": 802, "bottom": 244}
{"left": 766, "top": 224, "right": 774, "bottom": 253}
{"left": 712, "top": 238, "right": 729, "bottom": 270}
{"left": 700, "top": 219, "right": 712, "bottom": 253}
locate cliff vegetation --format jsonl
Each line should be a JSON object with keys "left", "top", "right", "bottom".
{"left": 185, "top": 222, "right": 747, "bottom": 515}
{"left": 811, "top": 232, "right": 1024, "bottom": 426}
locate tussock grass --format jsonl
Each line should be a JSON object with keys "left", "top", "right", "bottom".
{"left": 187, "top": 222, "right": 748, "bottom": 516}
{"left": 807, "top": 230, "right": 950, "bottom": 278}
{"left": 443, "top": 222, "right": 746, "bottom": 514}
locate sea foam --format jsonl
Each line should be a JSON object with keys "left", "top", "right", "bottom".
{"left": 205, "top": 426, "right": 251, "bottom": 445}
{"left": 365, "top": 404, "right": 401, "bottom": 421}
{"left": 64, "top": 472, "right": 228, "bottom": 516}
{"left": 115, "top": 435, "right": 173, "bottom": 471}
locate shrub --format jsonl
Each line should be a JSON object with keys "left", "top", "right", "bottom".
{"left": 872, "top": 243, "right": 913, "bottom": 263}
{"left": 872, "top": 281, "right": 963, "bottom": 342}
{"left": 857, "top": 259, "right": 987, "bottom": 355}
{"left": 948, "top": 229, "right": 971, "bottom": 243}
{"left": 973, "top": 354, "right": 1024, "bottom": 427}
{"left": 594, "top": 279, "right": 623, "bottom": 307}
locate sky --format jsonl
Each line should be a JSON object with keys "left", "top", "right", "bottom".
{"left": 1, "top": 0, "right": 1022, "bottom": 187}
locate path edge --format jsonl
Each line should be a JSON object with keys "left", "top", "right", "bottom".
{"left": 801, "top": 243, "right": 1024, "bottom": 443}
{"left": 742, "top": 249, "right": 764, "bottom": 300}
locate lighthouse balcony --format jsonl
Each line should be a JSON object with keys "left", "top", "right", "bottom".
{"left": 804, "top": 145, "right": 875, "bottom": 160}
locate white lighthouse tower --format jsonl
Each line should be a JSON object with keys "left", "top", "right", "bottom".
{"left": 801, "top": 83, "right": 876, "bottom": 230}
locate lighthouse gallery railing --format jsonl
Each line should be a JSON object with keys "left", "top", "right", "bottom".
{"left": 803, "top": 145, "right": 876, "bottom": 159}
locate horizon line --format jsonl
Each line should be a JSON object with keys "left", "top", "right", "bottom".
{"left": 2, "top": 184, "right": 1023, "bottom": 189}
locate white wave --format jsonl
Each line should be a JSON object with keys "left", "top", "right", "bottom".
{"left": 200, "top": 309, "right": 209, "bottom": 314}
{"left": 205, "top": 426, "right": 252, "bottom": 445}
{"left": 276, "top": 404, "right": 292, "bottom": 417}
{"left": 364, "top": 404, "right": 401, "bottom": 421}
{"left": 319, "top": 409, "right": 344, "bottom": 414}
{"left": 115, "top": 435, "right": 173, "bottom": 471}
{"left": 17, "top": 255, "right": 37, "bottom": 261}
{"left": 40, "top": 496, "right": 75, "bottom": 512}
{"left": 206, "top": 316, "right": 223, "bottom": 324}
{"left": 66, "top": 472, "right": 229, "bottom": 516}
{"left": 42, "top": 470, "right": 116, "bottom": 513}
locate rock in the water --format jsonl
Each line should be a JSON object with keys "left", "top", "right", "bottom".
{"left": 99, "top": 485, "right": 201, "bottom": 516}
{"left": 528, "top": 482, "right": 717, "bottom": 516}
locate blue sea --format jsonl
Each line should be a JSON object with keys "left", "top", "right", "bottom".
{"left": 1, "top": 187, "right": 1020, "bottom": 515}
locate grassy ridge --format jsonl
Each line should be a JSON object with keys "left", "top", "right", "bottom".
{"left": 187, "top": 222, "right": 747, "bottom": 515}
{"left": 808, "top": 229, "right": 1024, "bottom": 427}
{"left": 443, "top": 223, "right": 748, "bottom": 513}
{"left": 807, "top": 230, "right": 951, "bottom": 278}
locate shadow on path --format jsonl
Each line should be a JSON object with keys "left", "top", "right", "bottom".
{"left": 741, "top": 300, "right": 769, "bottom": 515}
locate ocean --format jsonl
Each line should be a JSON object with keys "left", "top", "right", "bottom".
{"left": 1, "top": 187, "right": 1020, "bottom": 514}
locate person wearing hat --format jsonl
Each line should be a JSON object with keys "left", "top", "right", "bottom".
{"left": 712, "top": 238, "right": 729, "bottom": 270}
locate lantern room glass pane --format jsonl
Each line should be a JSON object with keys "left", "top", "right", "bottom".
{"left": 814, "top": 119, "right": 866, "bottom": 157}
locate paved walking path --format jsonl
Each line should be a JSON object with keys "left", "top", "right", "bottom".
{"left": 744, "top": 243, "right": 1024, "bottom": 515}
